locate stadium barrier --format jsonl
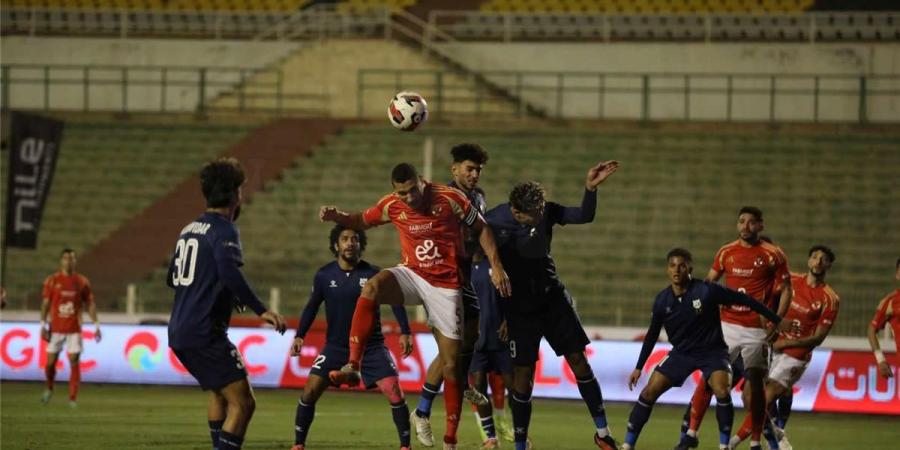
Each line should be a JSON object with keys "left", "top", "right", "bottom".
{"left": 1, "top": 322, "right": 897, "bottom": 415}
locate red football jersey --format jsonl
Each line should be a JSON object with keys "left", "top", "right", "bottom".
{"left": 777, "top": 272, "right": 839, "bottom": 361}
{"left": 871, "top": 289, "right": 900, "bottom": 352}
{"left": 712, "top": 239, "right": 790, "bottom": 328}
{"left": 43, "top": 272, "right": 94, "bottom": 334}
{"left": 362, "top": 182, "right": 475, "bottom": 289}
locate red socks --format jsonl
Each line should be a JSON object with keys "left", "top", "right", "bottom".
{"left": 69, "top": 364, "right": 80, "bottom": 401}
{"left": 489, "top": 372, "right": 506, "bottom": 410}
{"left": 348, "top": 296, "right": 377, "bottom": 366}
{"left": 443, "top": 376, "right": 462, "bottom": 444}
{"left": 689, "top": 382, "right": 713, "bottom": 431}
{"left": 736, "top": 413, "right": 753, "bottom": 440}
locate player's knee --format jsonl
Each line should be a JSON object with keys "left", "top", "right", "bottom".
{"left": 564, "top": 353, "right": 590, "bottom": 376}
{"left": 441, "top": 362, "right": 458, "bottom": 380}
{"left": 710, "top": 383, "right": 731, "bottom": 399}
{"left": 377, "top": 376, "right": 405, "bottom": 403}
{"left": 236, "top": 395, "right": 256, "bottom": 416}
{"left": 361, "top": 279, "right": 379, "bottom": 299}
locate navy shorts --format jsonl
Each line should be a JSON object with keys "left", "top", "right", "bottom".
{"left": 469, "top": 348, "right": 513, "bottom": 375}
{"left": 506, "top": 296, "right": 590, "bottom": 365}
{"left": 172, "top": 338, "right": 248, "bottom": 391}
{"left": 309, "top": 344, "right": 398, "bottom": 389}
{"left": 462, "top": 283, "right": 481, "bottom": 321}
{"left": 654, "top": 350, "right": 732, "bottom": 387}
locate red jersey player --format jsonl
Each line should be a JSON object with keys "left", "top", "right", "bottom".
{"left": 729, "top": 245, "right": 839, "bottom": 449}
{"left": 319, "top": 162, "right": 511, "bottom": 450}
{"left": 677, "top": 207, "right": 791, "bottom": 450}
{"left": 39, "top": 248, "right": 101, "bottom": 407}
{"left": 867, "top": 257, "right": 900, "bottom": 379}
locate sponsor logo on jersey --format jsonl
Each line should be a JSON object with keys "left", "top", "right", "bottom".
{"left": 409, "top": 222, "right": 433, "bottom": 233}
{"left": 359, "top": 278, "right": 368, "bottom": 287}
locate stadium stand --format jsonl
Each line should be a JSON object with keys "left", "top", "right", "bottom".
{"left": 480, "top": 0, "right": 815, "bottom": 14}
{"left": 0, "top": 0, "right": 312, "bottom": 12}
{"left": 0, "top": 122, "right": 252, "bottom": 309}
{"left": 126, "top": 124, "right": 900, "bottom": 337}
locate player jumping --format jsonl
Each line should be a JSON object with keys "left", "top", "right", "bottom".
{"left": 485, "top": 161, "right": 621, "bottom": 450}
{"left": 320, "top": 162, "right": 511, "bottom": 450}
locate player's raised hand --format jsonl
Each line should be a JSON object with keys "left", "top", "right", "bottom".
{"left": 398, "top": 334, "right": 414, "bottom": 359}
{"left": 319, "top": 206, "right": 340, "bottom": 222}
{"left": 261, "top": 311, "right": 287, "bottom": 334}
{"left": 585, "top": 160, "right": 620, "bottom": 191}
{"left": 290, "top": 337, "right": 304, "bottom": 356}
{"left": 491, "top": 267, "right": 512, "bottom": 298}
{"left": 628, "top": 369, "right": 642, "bottom": 391}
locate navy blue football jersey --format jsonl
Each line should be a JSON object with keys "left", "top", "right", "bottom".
{"left": 167, "top": 212, "right": 266, "bottom": 349}
{"left": 296, "top": 260, "right": 410, "bottom": 348}
{"left": 471, "top": 260, "right": 504, "bottom": 351}
{"left": 634, "top": 279, "right": 782, "bottom": 370}
{"left": 485, "top": 189, "right": 597, "bottom": 313}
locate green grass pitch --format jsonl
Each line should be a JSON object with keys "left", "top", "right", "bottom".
{"left": 2, "top": 381, "right": 898, "bottom": 449}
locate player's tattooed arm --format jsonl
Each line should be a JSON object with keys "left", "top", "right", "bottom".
{"left": 319, "top": 206, "right": 371, "bottom": 230}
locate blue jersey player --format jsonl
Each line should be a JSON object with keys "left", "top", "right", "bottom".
{"left": 486, "top": 161, "right": 620, "bottom": 450}
{"left": 289, "top": 225, "right": 414, "bottom": 450}
{"left": 468, "top": 256, "right": 515, "bottom": 448}
{"left": 622, "top": 248, "right": 793, "bottom": 450}
{"left": 412, "top": 143, "right": 493, "bottom": 446}
{"left": 167, "top": 157, "right": 287, "bottom": 450}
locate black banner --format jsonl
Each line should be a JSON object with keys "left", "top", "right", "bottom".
{"left": 4, "top": 112, "right": 64, "bottom": 249}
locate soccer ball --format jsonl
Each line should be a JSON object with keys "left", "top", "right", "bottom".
{"left": 388, "top": 92, "right": 428, "bottom": 132}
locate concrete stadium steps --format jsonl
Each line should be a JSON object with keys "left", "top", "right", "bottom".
{"left": 208, "top": 39, "right": 521, "bottom": 118}
{"left": 1, "top": 123, "right": 251, "bottom": 308}
{"left": 131, "top": 124, "right": 898, "bottom": 336}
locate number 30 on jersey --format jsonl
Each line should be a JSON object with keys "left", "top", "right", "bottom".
{"left": 172, "top": 238, "right": 199, "bottom": 286}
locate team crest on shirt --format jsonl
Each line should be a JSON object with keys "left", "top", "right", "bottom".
{"left": 329, "top": 280, "right": 337, "bottom": 288}
{"left": 753, "top": 256, "right": 766, "bottom": 267}
{"left": 692, "top": 298, "right": 702, "bottom": 313}
{"left": 431, "top": 206, "right": 443, "bottom": 215}
{"left": 359, "top": 278, "right": 368, "bottom": 287}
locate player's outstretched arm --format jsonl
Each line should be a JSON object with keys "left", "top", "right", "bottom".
{"left": 294, "top": 276, "right": 325, "bottom": 351}
{"left": 319, "top": 206, "right": 371, "bottom": 230}
{"left": 714, "top": 284, "right": 793, "bottom": 333}
{"left": 471, "top": 217, "right": 511, "bottom": 297}
{"left": 631, "top": 307, "right": 664, "bottom": 391}
{"left": 775, "top": 322, "right": 834, "bottom": 352}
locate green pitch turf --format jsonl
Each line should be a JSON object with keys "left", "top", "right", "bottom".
{"left": 2, "top": 381, "right": 898, "bottom": 449}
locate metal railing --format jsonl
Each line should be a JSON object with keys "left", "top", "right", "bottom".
{"left": 426, "top": 11, "right": 900, "bottom": 43}
{"left": 0, "top": 64, "right": 329, "bottom": 114}
{"left": 0, "top": 4, "right": 390, "bottom": 40}
{"left": 359, "top": 69, "right": 900, "bottom": 123}
{"left": 4, "top": 7, "right": 898, "bottom": 43}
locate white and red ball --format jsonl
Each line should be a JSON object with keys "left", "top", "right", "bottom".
{"left": 388, "top": 91, "right": 428, "bottom": 131}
